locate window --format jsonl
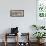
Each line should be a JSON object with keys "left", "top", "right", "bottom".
{"left": 37, "top": 0, "right": 46, "bottom": 18}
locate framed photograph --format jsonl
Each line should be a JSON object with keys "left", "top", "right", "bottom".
{"left": 10, "top": 10, "right": 24, "bottom": 17}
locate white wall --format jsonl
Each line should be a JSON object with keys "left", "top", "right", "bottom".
{"left": 0, "top": 0, "right": 36, "bottom": 42}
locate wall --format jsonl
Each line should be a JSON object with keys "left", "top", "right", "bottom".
{"left": 0, "top": 0, "right": 36, "bottom": 42}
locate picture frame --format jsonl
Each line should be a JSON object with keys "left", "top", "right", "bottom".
{"left": 10, "top": 10, "right": 24, "bottom": 17}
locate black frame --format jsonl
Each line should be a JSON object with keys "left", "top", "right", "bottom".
{"left": 10, "top": 10, "right": 24, "bottom": 17}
